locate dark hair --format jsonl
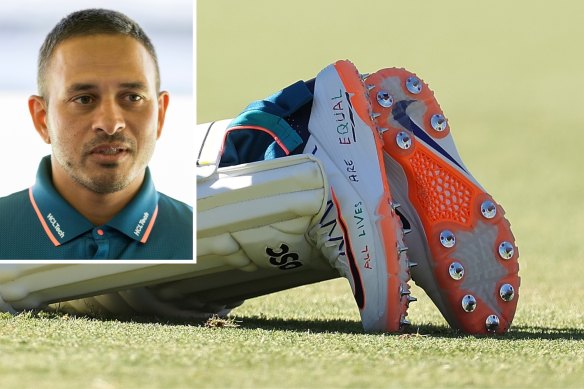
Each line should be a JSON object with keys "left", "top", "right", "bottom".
{"left": 37, "top": 8, "right": 160, "bottom": 97}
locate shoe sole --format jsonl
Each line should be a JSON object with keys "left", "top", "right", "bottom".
{"left": 365, "top": 68, "right": 520, "bottom": 334}
{"left": 306, "top": 61, "right": 412, "bottom": 332}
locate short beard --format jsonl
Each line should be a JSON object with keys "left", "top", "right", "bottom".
{"left": 74, "top": 169, "right": 133, "bottom": 194}
{"left": 65, "top": 160, "right": 139, "bottom": 194}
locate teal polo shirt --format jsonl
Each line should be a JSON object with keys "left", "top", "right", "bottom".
{"left": 0, "top": 156, "right": 193, "bottom": 259}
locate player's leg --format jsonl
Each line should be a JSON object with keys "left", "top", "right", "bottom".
{"left": 0, "top": 123, "right": 334, "bottom": 317}
{"left": 199, "top": 64, "right": 415, "bottom": 332}
{"left": 0, "top": 263, "right": 200, "bottom": 313}
{"left": 52, "top": 130, "right": 338, "bottom": 319}
{"left": 304, "top": 61, "right": 414, "bottom": 331}
{"left": 364, "top": 68, "right": 520, "bottom": 334}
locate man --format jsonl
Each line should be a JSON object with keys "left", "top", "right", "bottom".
{"left": 0, "top": 9, "right": 192, "bottom": 259}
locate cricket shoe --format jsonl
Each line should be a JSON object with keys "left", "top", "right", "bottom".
{"left": 364, "top": 68, "right": 520, "bottom": 334}
{"left": 305, "top": 60, "right": 413, "bottom": 332}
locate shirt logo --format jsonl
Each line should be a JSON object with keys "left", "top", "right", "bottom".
{"left": 134, "top": 212, "right": 150, "bottom": 237}
{"left": 46, "top": 213, "right": 65, "bottom": 239}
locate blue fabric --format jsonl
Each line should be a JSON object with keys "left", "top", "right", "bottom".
{"left": 220, "top": 80, "right": 314, "bottom": 167}
{"left": 0, "top": 156, "right": 193, "bottom": 259}
{"left": 244, "top": 80, "right": 313, "bottom": 117}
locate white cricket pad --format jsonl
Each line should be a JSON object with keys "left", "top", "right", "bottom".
{"left": 1, "top": 131, "right": 337, "bottom": 317}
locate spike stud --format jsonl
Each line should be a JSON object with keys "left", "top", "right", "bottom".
{"left": 448, "top": 262, "right": 464, "bottom": 280}
{"left": 485, "top": 315, "right": 500, "bottom": 332}
{"left": 396, "top": 131, "right": 412, "bottom": 150}
{"left": 406, "top": 76, "right": 422, "bottom": 94}
{"left": 376, "top": 90, "right": 394, "bottom": 108}
{"left": 360, "top": 73, "right": 370, "bottom": 81}
{"left": 461, "top": 294, "right": 477, "bottom": 312}
{"left": 430, "top": 114, "right": 447, "bottom": 132}
{"left": 498, "top": 241, "right": 515, "bottom": 260}
{"left": 499, "top": 284, "right": 515, "bottom": 301}
{"left": 407, "top": 296, "right": 418, "bottom": 303}
{"left": 378, "top": 127, "right": 389, "bottom": 135}
{"left": 397, "top": 245, "right": 409, "bottom": 254}
{"left": 366, "top": 84, "right": 375, "bottom": 92}
{"left": 371, "top": 112, "right": 381, "bottom": 119}
{"left": 480, "top": 200, "right": 497, "bottom": 219}
{"left": 400, "top": 315, "right": 411, "bottom": 326}
{"left": 408, "top": 261, "right": 418, "bottom": 268}
{"left": 439, "top": 230, "right": 456, "bottom": 248}
{"left": 391, "top": 201, "right": 401, "bottom": 210}
{"left": 400, "top": 284, "right": 411, "bottom": 296}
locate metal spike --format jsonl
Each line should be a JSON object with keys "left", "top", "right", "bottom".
{"left": 448, "top": 262, "right": 464, "bottom": 280}
{"left": 403, "top": 228, "right": 412, "bottom": 235}
{"left": 400, "top": 285, "right": 411, "bottom": 296}
{"left": 499, "top": 284, "right": 515, "bottom": 301}
{"left": 408, "top": 261, "right": 418, "bottom": 268}
{"left": 360, "top": 73, "right": 370, "bottom": 80}
{"left": 480, "top": 200, "right": 497, "bottom": 219}
{"left": 396, "top": 131, "right": 412, "bottom": 150}
{"left": 439, "top": 230, "right": 456, "bottom": 248}
{"left": 430, "top": 114, "right": 448, "bottom": 132}
{"left": 366, "top": 84, "right": 375, "bottom": 91}
{"left": 397, "top": 245, "right": 409, "bottom": 254}
{"left": 400, "top": 314, "right": 411, "bottom": 325}
{"left": 498, "top": 241, "right": 515, "bottom": 260}
{"left": 371, "top": 112, "right": 381, "bottom": 119}
{"left": 376, "top": 90, "right": 394, "bottom": 108}
{"left": 407, "top": 296, "right": 417, "bottom": 303}
{"left": 406, "top": 76, "right": 422, "bottom": 94}
{"left": 391, "top": 201, "right": 401, "bottom": 210}
{"left": 461, "top": 295, "right": 477, "bottom": 312}
{"left": 485, "top": 315, "right": 500, "bottom": 332}
{"left": 378, "top": 127, "right": 389, "bottom": 135}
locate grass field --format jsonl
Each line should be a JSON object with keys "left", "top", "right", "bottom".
{"left": 2, "top": 0, "right": 584, "bottom": 388}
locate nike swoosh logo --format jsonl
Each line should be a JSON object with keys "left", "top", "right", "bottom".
{"left": 392, "top": 100, "right": 467, "bottom": 173}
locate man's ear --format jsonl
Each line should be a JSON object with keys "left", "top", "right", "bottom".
{"left": 28, "top": 95, "right": 51, "bottom": 144}
{"left": 156, "top": 91, "right": 170, "bottom": 139}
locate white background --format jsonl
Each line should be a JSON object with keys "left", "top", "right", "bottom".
{"left": 0, "top": 0, "right": 195, "bottom": 206}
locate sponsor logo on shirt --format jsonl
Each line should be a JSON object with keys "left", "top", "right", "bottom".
{"left": 46, "top": 213, "right": 65, "bottom": 239}
{"left": 134, "top": 212, "right": 150, "bottom": 237}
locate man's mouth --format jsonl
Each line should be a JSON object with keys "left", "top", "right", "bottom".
{"left": 90, "top": 144, "right": 129, "bottom": 155}
{"left": 87, "top": 143, "right": 132, "bottom": 165}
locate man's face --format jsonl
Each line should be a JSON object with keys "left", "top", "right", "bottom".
{"left": 32, "top": 34, "right": 168, "bottom": 194}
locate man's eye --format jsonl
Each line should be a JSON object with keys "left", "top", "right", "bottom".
{"left": 73, "top": 95, "right": 94, "bottom": 104}
{"left": 126, "top": 94, "right": 144, "bottom": 102}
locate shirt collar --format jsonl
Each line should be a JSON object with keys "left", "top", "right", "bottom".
{"left": 29, "top": 156, "right": 159, "bottom": 246}
{"left": 107, "top": 167, "right": 159, "bottom": 243}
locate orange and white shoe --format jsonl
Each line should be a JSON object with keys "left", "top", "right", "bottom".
{"left": 306, "top": 61, "right": 413, "bottom": 332}
{"left": 364, "top": 68, "right": 520, "bottom": 334}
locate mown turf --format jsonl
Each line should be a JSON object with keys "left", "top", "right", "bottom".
{"left": 1, "top": 279, "right": 583, "bottom": 388}
{"left": 1, "top": 0, "right": 584, "bottom": 388}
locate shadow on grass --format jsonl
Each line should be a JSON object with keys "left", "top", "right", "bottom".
{"left": 222, "top": 316, "right": 584, "bottom": 341}
{"left": 234, "top": 315, "right": 364, "bottom": 334}
{"left": 505, "top": 324, "right": 584, "bottom": 340}
{"left": 15, "top": 310, "right": 584, "bottom": 340}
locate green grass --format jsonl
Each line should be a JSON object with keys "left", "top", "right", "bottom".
{"left": 2, "top": 0, "right": 584, "bottom": 387}
{"left": 1, "top": 280, "right": 583, "bottom": 388}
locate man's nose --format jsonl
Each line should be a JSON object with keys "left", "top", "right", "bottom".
{"left": 92, "top": 98, "right": 125, "bottom": 135}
